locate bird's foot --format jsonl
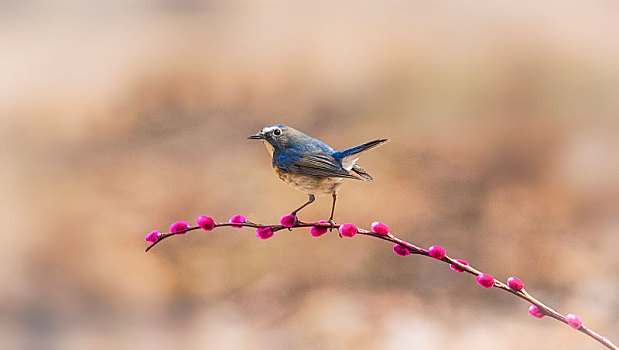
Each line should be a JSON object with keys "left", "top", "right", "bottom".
{"left": 328, "top": 219, "right": 338, "bottom": 235}
{"left": 285, "top": 213, "right": 300, "bottom": 231}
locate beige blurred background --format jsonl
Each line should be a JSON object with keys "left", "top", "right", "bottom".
{"left": 1, "top": 1, "right": 618, "bottom": 349}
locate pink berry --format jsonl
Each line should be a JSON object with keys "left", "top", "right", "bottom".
{"left": 371, "top": 222, "right": 389, "bottom": 235}
{"left": 428, "top": 246, "right": 446, "bottom": 259}
{"left": 339, "top": 223, "right": 357, "bottom": 237}
{"left": 310, "top": 220, "right": 329, "bottom": 237}
{"left": 507, "top": 276, "right": 524, "bottom": 291}
{"left": 476, "top": 274, "right": 495, "bottom": 288}
{"left": 280, "top": 214, "right": 296, "bottom": 228}
{"left": 229, "top": 215, "right": 246, "bottom": 228}
{"left": 449, "top": 259, "right": 469, "bottom": 272}
{"left": 256, "top": 227, "right": 274, "bottom": 240}
{"left": 170, "top": 221, "right": 189, "bottom": 235}
{"left": 566, "top": 314, "right": 582, "bottom": 329}
{"left": 528, "top": 305, "right": 545, "bottom": 319}
{"left": 145, "top": 230, "right": 159, "bottom": 243}
{"left": 197, "top": 216, "right": 215, "bottom": 231}
{"left": 393, "top": 244, "right": 410, "bottom": 256}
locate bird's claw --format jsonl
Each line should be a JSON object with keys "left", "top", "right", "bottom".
{"left": 328, "top": 219, "right": 338, "bottom": 235}
{"left": 287, "top": 214, "right": 300, "bottom": 230}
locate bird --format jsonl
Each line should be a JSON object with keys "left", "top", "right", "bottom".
{"left": 249, "top": 125, "right": 387, "bottom": 225}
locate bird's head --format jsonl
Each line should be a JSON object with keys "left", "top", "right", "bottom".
{"left": 248, "top": 125, "right": 297, "bottom": 154}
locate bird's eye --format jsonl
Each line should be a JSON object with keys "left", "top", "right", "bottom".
{"left": 273, "top": 128, "right": 282, "bottom": 136}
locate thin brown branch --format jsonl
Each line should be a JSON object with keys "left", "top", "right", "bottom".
{"left": 144, "top": 218, "right": 618, "bottom": 350}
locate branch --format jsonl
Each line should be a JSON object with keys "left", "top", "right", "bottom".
{"left": 144, "top": 214, "right": 618, "bottom": 350}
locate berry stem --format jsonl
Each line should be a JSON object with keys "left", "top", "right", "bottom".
{"left": 144, "top": 217, "right": 617, "bottom": 350}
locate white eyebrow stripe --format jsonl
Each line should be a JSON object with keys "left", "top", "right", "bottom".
{"left": 262, "top": 126, "right": 278, "bottom": 133}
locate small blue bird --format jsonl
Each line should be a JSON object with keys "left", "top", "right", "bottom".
{"left": 249, "top": 125, "right": 387, "bottom": 224}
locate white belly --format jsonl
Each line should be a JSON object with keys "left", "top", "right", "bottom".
{"left": 276, "top": 170, "right": 343, "bottom": 195}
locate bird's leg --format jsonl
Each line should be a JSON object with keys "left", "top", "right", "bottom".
{"left": 291, "top": 194, "right": 315, "bottom": 222}
{"left": 329, "top": 192, "right": 338, "bottom": 233}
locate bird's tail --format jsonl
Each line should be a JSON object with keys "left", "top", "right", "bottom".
{"left": 333, "top": 139, "right": 388, "bottom": 160}
{"left": 332, "top": 139, "right": 388, "bottom": 179}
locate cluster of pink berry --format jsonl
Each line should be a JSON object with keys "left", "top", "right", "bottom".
{"left": 145, "top": 215, "right": 584, "bottom": 333}
{"left": 144, "top": 214, "right": 336, "bottom": 242}
{"left": 145, "top": 216, "right": 215, "bottom": 243}
{"left": 392, "top": 241, "right": 584, "bottom": 330}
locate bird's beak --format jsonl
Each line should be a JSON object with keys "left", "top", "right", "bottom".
{"left": 248, "top": 132, "right": 264, "bottom": 140}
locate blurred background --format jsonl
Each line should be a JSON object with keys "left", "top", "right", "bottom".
{"left": 1, "top": 0, "right": 618, "bottom": 349}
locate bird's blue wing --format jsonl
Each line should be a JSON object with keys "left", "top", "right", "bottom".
{"left": 275, "top": 152, "right": 359, "bottom": 179}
